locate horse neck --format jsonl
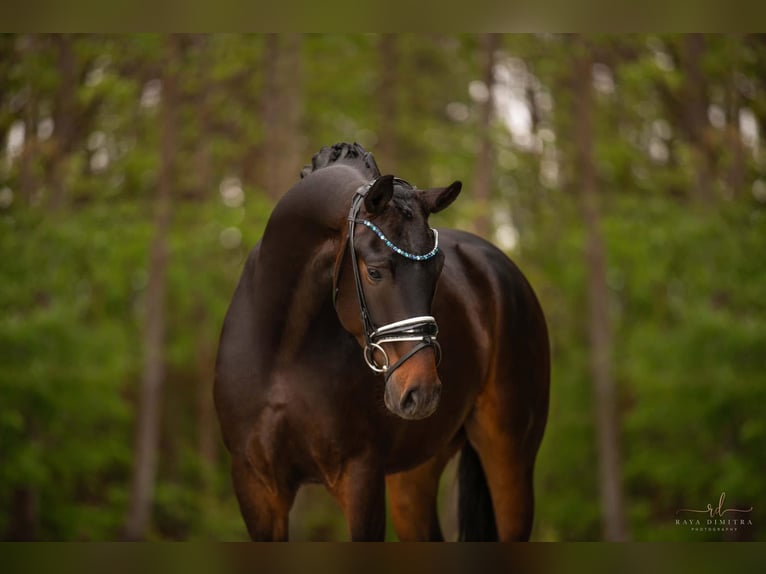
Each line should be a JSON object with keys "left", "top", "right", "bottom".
{"left": 252, "top": 170, "right": 362, "bottom": 370}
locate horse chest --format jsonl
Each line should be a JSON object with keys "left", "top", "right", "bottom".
{"left": 256, "top": 366, "right": 472, "bottom": 479}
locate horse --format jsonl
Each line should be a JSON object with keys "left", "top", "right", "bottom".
{"left": 214, "top": 142, "right": 550, "bottom": 541}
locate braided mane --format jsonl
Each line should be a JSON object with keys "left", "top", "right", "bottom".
{"left": 300, "top": 142, "right": 381, "bottom": 181}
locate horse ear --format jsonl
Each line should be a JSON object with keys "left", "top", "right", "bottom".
{"left": 422, "top": 181, "right": 462, "bottom": 214}
{"left": 364, "top": 174, "right": 394, "bottom": 215}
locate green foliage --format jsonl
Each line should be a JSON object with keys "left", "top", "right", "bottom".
{"left": 0, "top": 207, "right": 145, "bottom": 539}
{"left": 612, "top": 199, "right": 766, "bottom": 541}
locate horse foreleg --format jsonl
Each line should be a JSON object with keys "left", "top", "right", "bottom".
{"left": 329, "top": 456, "right": 386, "bottom": 541}
{"left": 230, "top": 455, "right": 294, "bottom": 541}
{"left": 386, "top": 437, "right": 463, "bottom": 541}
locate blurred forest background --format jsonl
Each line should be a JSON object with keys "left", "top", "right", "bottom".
{"left": 1, "top": 34, "right": 764, "bottom": 541}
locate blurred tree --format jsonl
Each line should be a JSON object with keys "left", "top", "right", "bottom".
{"left": 678, "top": 34, "right": 713, "bottom": 204}
{"left": 253, "top": 34, "right": 303, "bottom": 200}
{"left": 188, "top": 35, "right": 219, "bottom": 485}
{"left": 377, "top": 33, "right": 398, "bottom": 170}
{"left": 471, "top": 33, "right": 500, "bottom": 238}
{"left": 571, "top": 35, "right": 628, "bottom": 541}
{"left": 47, "top": 35, "right": 77, "bottom": 211}
{"left": 124, "top": 34, "right": 180, "bottom": 540}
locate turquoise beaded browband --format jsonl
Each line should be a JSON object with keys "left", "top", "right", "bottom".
{"left": 358, "top": 219, "right": 439, "bottom": 261}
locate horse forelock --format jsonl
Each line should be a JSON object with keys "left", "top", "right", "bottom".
{"left": 390, "top": 187, "right": 417, "bottom": 220}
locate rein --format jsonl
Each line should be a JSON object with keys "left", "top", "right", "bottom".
{"left": 338, "top": 179, "right": 442, "bottom": 380}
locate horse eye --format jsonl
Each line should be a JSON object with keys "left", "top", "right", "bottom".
{"left": 367, "top": 267, "right": 383, "bottom": 281}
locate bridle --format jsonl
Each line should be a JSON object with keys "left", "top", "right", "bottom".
{"left": 334, "top": 178, "right": 442, "bottom": 380}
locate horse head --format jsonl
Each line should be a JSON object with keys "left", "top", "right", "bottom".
{"left": 334, "top": 174, "right": 462, "bottom": 420}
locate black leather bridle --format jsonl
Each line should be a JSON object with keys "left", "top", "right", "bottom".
{"left": 335, "top": 179, "right": 442, "bottom": 381}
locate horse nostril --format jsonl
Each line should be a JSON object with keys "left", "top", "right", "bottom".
{"left": 400, "top": 387, "right": 419, "bottom": 414}
{"left": 395, "top": 382, "right": 442, "bottom": 419}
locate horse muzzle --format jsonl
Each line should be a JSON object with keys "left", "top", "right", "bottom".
{"left": 384, "top": 365, "right": 442, "bottom": 420}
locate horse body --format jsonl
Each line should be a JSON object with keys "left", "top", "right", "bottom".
{"left": 215, "top": 145, "right": 549, "bottom": 541}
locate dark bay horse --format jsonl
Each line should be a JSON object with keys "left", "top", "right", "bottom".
{"left": 214, "top": 143, "right": 549, "bottom": 541}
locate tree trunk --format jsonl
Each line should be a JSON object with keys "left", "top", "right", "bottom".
{"left": 191, "top": 36, "right": 219, "bottom": 477}
{"left": 4, "top": 487, "right": 38, "bottom": 540}
{"left": 192, "top": 35, "right": 213, "bottom": 202}
{"left": 48, "top": 34, "right": 77, "bottom": 211}
{"left": 573, "top": 36, "right": 628, "bottom": 542}
{"left": 252, "top": 34, "right": 303, "bottom": 200}
{"left": 15, "top": 35, "right": 39, "bottom": 206}
{"left": 680, "top": 34, "right": 714, "bottom": 204}
{"left": 471, "top": 33, "right": 500, "bottom": 238}
{"left": 124, "top": 34, "right": 179, "bottom": 541}
{"left": 725, "top": 36, "right": 744, "bottom": 199}
{"left": 277, "top": 34, "right": 304, "bottom": 196}
{"left": 377, "top": 34, "right": 398, "bottom": 171}
{"left": 196, "top": 312, "right": 217, "bottom": 471}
